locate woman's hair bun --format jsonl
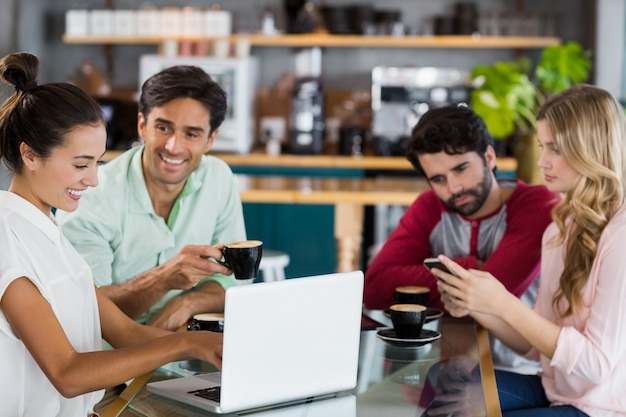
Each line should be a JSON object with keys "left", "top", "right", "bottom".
{"left": 0, "top": 52, "right": 39, "bottom": 92}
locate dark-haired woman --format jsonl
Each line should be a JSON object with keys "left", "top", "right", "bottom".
{"left": 0, "top": 52, "right": 223, "bottom": 417}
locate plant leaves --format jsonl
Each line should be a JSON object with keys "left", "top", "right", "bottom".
{"left": 470, "top": 41, "right": 592, "bottom": 139}
{"left": 470, "top": 59, "right": 538, "bottom": 138}
{"left": 535, "top": 41, "right": 592, "bottom": 95}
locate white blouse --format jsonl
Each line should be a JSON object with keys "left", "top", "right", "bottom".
{"left": 0, "top": 191, "right": 104, "bottom": 417}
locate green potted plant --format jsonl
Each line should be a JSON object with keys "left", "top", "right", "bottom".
{"left": 470, "top": 57, "right": 537, "bottom": 140}
{"left": 470, "top": 41, "right": 592, "bottom": 183}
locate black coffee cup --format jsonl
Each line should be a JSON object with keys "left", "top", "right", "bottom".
{"left": 389, "top": 304, "right": 427, "bottom": 339}
{"left": 393, "top": 285, "right": 430, "bottom": 306}
{"left": 220, "top": 240, "right": 263, "bottom": 280}
{"left": 187, "top": 313, "right": 225, "bottom": 333}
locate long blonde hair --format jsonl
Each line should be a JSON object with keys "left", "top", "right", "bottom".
{"left": 537, "top": 85, "right": 626, "bottom": 317}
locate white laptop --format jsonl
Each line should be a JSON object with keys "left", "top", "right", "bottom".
{"left": 147, "top": 271, "right": 364, "bottom": 414}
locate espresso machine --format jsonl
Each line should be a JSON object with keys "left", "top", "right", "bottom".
{"left": 371, "top": 67, "right": 472, "bottom": 156}
{"left": 290, "top": 77, "right": 324, "bottom": 154}
{"left": 289, "top": 47, "right": 325, "bottom": 154}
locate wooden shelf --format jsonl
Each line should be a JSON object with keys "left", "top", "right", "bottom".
{"left": 63, "top": 33, "right": 561, "bottom": 49}
{"left": 238, "top": 34, "right": 561, "bottom": 48}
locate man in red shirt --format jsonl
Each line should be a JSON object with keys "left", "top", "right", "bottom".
{"left": 364, "top": 105, "right": 557, "bottom": 369}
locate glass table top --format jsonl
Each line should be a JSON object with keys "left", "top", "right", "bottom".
{"left": 109, "top": 314, "right": 496, "bottom": 417}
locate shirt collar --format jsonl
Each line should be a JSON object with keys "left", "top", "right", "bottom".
{"left": 0, "top": 190, "right": 62, "bottom": 244}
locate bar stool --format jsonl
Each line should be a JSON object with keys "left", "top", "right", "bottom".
{"left": 259, "top": 249, "right": 290, "bottom": 282}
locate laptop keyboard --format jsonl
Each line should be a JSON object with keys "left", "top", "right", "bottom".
{"left": 188, "top": 386, "right": 221, "bottom": 402}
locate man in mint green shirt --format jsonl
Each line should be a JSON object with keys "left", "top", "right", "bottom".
{"left": 57, "top": 65, "right": 246, "bottom": 331}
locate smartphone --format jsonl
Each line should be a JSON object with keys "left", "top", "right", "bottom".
{"left": 423, "top": 257, "right": 454, "bottom": 276}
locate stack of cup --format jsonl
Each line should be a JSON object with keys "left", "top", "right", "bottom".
{"left": 389, "top": 286, "right": 434, "bottom": 338}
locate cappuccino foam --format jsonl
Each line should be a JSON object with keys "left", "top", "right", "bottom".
{"left": 390, "top": 304, "right": 427, "bottom": 312}
{"left": 225, "top": 240, "right": 263, "bottom": 249}
{"left": 395, "top": 285, "right": 429, "bottom": 294}
{"left": 193, "top": 313, "right": 225, "bottom": 321}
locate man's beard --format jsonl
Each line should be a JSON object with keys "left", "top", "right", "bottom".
{"left": 443, "top": 165, "right": 493, "bottom": 216}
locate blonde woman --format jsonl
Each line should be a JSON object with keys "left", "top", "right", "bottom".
{"left": 431, "top": 85, "right": 626, "bottom": 417}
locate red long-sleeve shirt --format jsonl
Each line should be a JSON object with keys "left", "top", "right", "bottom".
{"left": 364, "top": 179, "right": 557, "bottom": 311}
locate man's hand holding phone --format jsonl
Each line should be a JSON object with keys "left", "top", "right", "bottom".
{"left": 423, "top": 257, "right": 455, "bottom": 281}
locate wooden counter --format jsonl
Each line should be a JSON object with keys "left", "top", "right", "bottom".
{"left": 235, "top": 175, "right": 426, "bottom": 206}
{"left": 218, "top": 153, "right": 517, "bottom": 172}
{"left": 103, "top": 150, "right": 517, "bottom": 173}
{"left": 236, "top": 174, "right": 428, "bottom": 272}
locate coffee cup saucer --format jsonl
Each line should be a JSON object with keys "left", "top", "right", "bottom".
{"left": 384, "top": 307, "right": 443, "bottom": 322}
{"left": 376, "top": 328, "right": 442, "bottom": 347}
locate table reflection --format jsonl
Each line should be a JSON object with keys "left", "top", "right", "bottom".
{"left": 355, "top": 315, "right": 487, "bottom": 417}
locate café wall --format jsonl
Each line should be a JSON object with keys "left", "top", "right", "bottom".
{"left": 2, "top": 0, "right": 591, "bottom": 90}
{"left": 0, "top": 0, "right": 605, "bottom": 275}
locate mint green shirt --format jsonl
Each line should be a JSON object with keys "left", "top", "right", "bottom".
{"left": 57, "top": 146, "right": 246, "bottom": 322}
